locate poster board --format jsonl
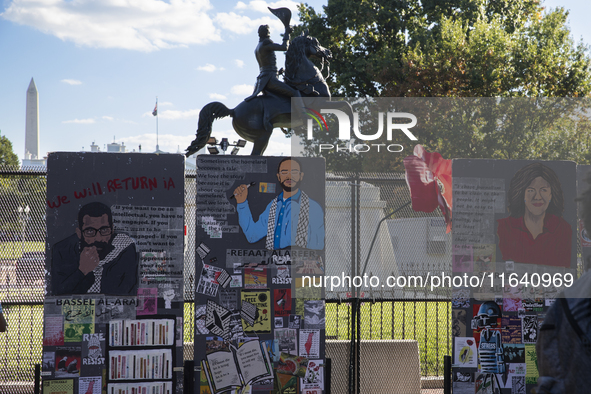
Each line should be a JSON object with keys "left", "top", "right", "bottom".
{"left": 194, "top": 155, "right": 326, "bottom": 394}
{"left": 451, "top": 159, "right": 576, "bottom": 394}
{"left": 42, "top": 152, "right": 185, "bottom": 394}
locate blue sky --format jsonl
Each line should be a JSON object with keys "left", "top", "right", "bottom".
{"left": 0, "top": 0, "right": 589, "bottom": 163}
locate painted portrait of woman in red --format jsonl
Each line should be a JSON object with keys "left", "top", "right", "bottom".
{"left": 497, "top": 163, "right": 572, "bottom": 267}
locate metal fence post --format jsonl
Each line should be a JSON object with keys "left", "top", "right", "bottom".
{"left": 354, "top": 173, "right": 361, "bottom": 394}
{"left": 444, "top": 355, "right": 452, "bottom": 394}
{"left": 325, "top": 358, "right": 332, "bottom": 394}
{"left": 35, "top": 363, "right": 40, "bottom": 394}
{"left": 184, "top": 360, "right": 194, "bottom": 394}
{"left": 348, "top": 298, "right": 356, "bottom": 394}
{"left": 355, "top": 297, "right": 361, "bottom": 394}
{"left": 348, "top": 175, "right": 356, "bottom": 394}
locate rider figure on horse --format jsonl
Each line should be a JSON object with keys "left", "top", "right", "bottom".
{"left": 184, "top": 9, "right": 347, "bottom": 157}
{"left": 245, "top": 24, "right": 307, "bottom": 120}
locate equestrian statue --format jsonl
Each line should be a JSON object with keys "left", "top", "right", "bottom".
{"left": 185, "top": 7, "right": 352, "bottom": 156}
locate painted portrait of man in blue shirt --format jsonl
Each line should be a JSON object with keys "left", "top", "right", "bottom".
{"left": 233, "top": 158, "right": 324, "bottom": 250}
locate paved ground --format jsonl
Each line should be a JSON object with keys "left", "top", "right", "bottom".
{"left": 421, "top": 389, "right": 444, "bottom": 394}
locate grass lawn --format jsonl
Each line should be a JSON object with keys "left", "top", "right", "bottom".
{"left": 0, "top": 304, "right": 43, "bottom": 381}
{"left": 325, "top": 301, "right": 451, "bottom": 376}
{"left": 184, "top": 300, "right": 451, "bottom": 376}
{"left": 0, "top": 241, "right": 45, "bottom": 260}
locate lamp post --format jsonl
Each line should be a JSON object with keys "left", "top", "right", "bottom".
{"left": 206, "top": 137, "right": 247, "bottom": 155}
{"left": 17, "top": 205, "right": 30, "bottom": 257}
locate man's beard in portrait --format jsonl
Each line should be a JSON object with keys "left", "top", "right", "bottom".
{"left": 81, "top": 238, "right": 114, "bottom": 260}
{"left": 280, "top": 179, "right": 300, "bottom": 192}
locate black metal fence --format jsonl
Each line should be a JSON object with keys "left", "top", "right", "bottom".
{"left": 321, "top": 174, "right": 450, "bottom": 394}
{"left": 0, "top": 167, "right": 451, "bottom": 390}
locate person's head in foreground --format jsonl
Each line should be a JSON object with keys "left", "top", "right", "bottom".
{"left": 535, "top": 170, "right": 591, "bottom": 394}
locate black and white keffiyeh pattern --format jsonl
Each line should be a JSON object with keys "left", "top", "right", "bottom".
{"left": 87, "top": 234, "right": 134, "bottom": 293}
{"left": 265, "top": 199, "right": 278, "bottom": 250}
{"left": 295, "top": 192, "right": 309, "bottom": 248}
{"left": 265, "top": 191, "right": 310, "bottom": 250}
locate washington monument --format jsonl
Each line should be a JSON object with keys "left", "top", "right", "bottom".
{"left": 25, "top": 78, "right": 40, "bottom": 161}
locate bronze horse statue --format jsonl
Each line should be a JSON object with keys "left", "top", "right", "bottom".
{"left": 185, "top": 31, "right": 352, "bottom": 156}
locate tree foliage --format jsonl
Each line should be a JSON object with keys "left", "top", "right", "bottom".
{"left": 296, "top": 0, "right": 591, "bottom": 171}
{"left": 0, "top": 174, "right": 47, "bottom": 237}
{"left": 0, "top": 134, "right": 45, "bottom": 237}
{"left": 0, "top": 134, "right": 19, "bottom": 167}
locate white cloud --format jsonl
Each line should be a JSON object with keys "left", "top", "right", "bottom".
{"left": 221, "top": 1, "right": 300, "bottom": 35}
{"left": 197, "top": 63, "right": 224, "bottom": 72}
{"left": 234, "top": 59, "right": 245, "bottom": 68}
{"left": 101, "top": 115, "right": 137, "bottom": 124}
{"left": 119, "top": 133, "right": 196, "bottom": 154}
{"left": 1, "top": 0, "right": 222, "bottom": 52}
{"left": 235, "top": 1, "right": 300, "bottom": 15}
{"left": 121, "top": 128, "right": 290, "bottom": 157}
{"left": 143, "top": 108, "right": 200, "bottom": 120}
{"left": 61, "top": 79, "right": 82, "bottom": 85}
{"left": 235, "top": 1, "right": 248, "bottom": 10}
{"left": 263, "top": 135, "right": 291, "bottom": 156}
{"left": 63, "top": 118, "right": 95, "bottom": 124}
{"left": 159, "top": 101, "right": 173, "bottom": 107}
{"left": 209, "top": 93, "right": 227, "bottom": 100}
{"left": 231, "top": 84, "right": 253, "bottom": 96}
{"left": 1, "top": 0, "right": 302, "bottom": 52}
{"left": 214, "top": 12, "right": 283, "bottom": 35}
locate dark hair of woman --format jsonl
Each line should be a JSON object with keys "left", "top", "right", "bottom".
{"left": 507, "top": 162, "right": 563, "bottom": 217}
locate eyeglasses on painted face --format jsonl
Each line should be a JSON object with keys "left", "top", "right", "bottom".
{"left": 279, "top": 170, "right": 301, "bottom": 176}
{"left": 82, "top": 226, "right": 112, "bottom": 237}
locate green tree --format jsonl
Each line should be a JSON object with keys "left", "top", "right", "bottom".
{"left": 296, "top": 1, "right": 591, "bottom": 171}
{"left": 0, "top": 134, "right": 20, "bottom": 236}
{"left": 0, "top": 134, "right": 19, "bottom": 167}
{"left": 0, "top": 134, "right": 46, "bottom": 241}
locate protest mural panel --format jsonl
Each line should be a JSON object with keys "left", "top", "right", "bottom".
{"left": 451, "top": 159, "right": 576, "bottom": 394}
{"left": 194, "top": 155, "right": 326, "bottom": 394}
{"left": 43, "top": 152, "right": 184, "bottom": 393}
